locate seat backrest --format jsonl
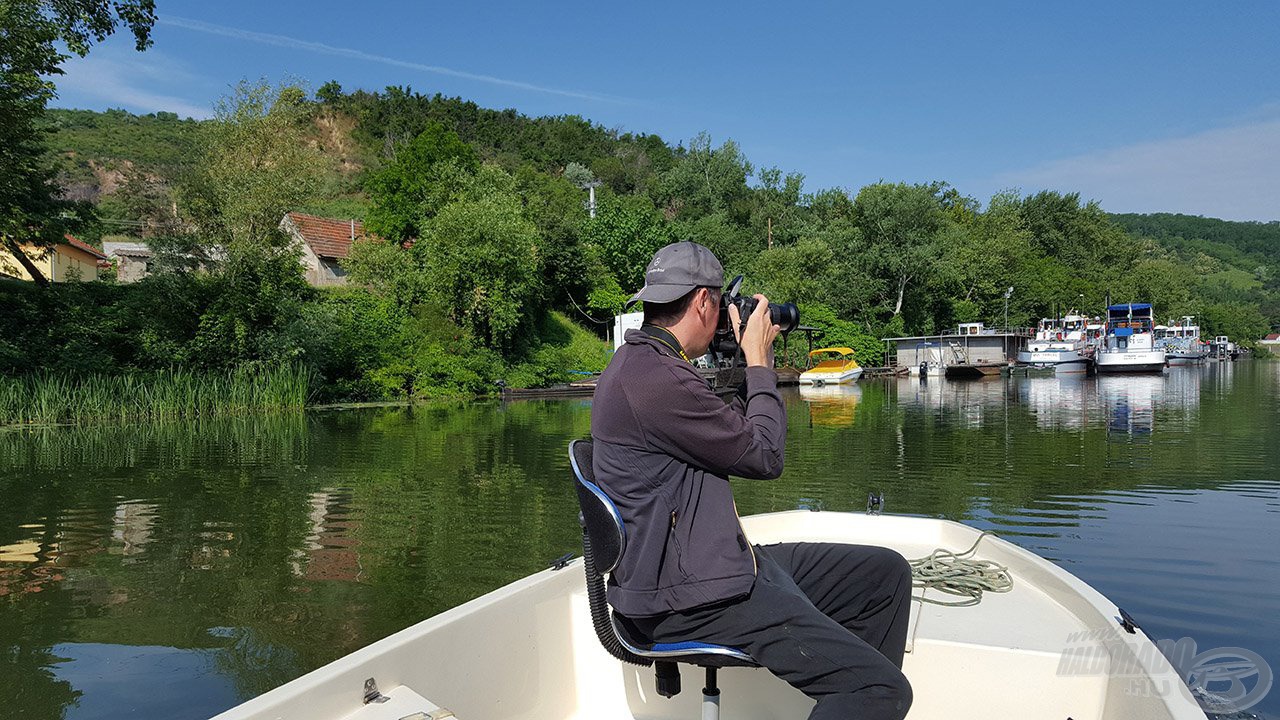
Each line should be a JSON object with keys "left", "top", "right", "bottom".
{"left": 569, "top": 439, "right": 625, "bottom": 574}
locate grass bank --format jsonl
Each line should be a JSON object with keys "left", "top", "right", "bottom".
{"left": 0, "top": 364, "right": 311, "bottom": 427}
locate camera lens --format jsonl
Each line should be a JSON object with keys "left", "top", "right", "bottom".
{"left": 771, "top": 302, "right": 800, "bottom": 333}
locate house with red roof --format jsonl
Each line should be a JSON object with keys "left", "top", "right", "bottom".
{"left": 279, "top": 212, "right": 375, "bottom": 287}
{"left": 1260, "top": 332, "right": 1280, "bottom": 356}
{"left": 0, "top": 234, "right": 109, "bottom": 283}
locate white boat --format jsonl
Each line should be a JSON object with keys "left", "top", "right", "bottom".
{"left": 214, "top": 510, "right": 1204, "bottom": 720}
{"left": 798, "top": 347, "right": 863, "bottom": 385}
{"left": 1095, "top": 303, "right": 1166, "bottom": 373}
{"left": 1156, "top": 317, "right": 1209, "bottom": 365}
{"left": 1016, "top": 314, "right": 1090, "bottom": 373}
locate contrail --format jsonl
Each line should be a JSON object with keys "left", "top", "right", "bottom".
{"left": 159, "top": 15, "right": 629, "bottom": 104}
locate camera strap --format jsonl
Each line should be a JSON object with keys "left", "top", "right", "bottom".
{"left": 639, "top": 324, "right": 692, "bottom": 363}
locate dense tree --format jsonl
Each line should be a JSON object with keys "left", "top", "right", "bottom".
{"left": 363, "top": 122, "right": 479, "bottom": 242}
{"left": 161, "top": 81, "right": 328, "bottom": 365}
{"left": 513, "top": 165, "right": 593, "bottom": 311}
{"left": 851, "top": 182, "right": 950, "bottom": 320}
{"left": 581, "top": 194, "right": 672, "bottom": 291}
{"left": 750, "top": 167, "right": 806, "bottom": 248}
{"left": 416, "top": 169, "right": 543, "bottom": 351}
{"left": 182, "top": 80, "right": 326, "bottom": 255}
{"left": 938, "top": 191, "right": 1035, "bottom": 323}
{"left": 655, "top": 133, "right": 754, "bottom": 221}
{"left": 1111, "top": 212, "right": 1280, "bottom": 266}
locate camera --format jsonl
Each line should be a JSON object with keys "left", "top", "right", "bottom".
{"left": 711, "top": 275, "right": 800, "bottom": 359}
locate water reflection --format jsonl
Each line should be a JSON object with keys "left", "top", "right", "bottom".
{"left": 0, "top": 366, "right": 1278, "bottom": 719}
{"left": 889, "top": 368, "right": 1206, "bottom": 437}
{"left": 798, "top": 384, "right": 862, "bottom": 427}
{"left": 1020, "top": 375, "right": 1090, "bottom": 429}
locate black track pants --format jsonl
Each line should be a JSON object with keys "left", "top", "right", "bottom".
{"left": 630, "top": 542, "right": 913, "bottom": 720}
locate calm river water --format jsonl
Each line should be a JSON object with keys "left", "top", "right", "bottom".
{"left": 2, "top": 362, "right": 1278, "bottom": 720}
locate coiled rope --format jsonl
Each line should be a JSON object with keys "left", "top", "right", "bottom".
{"left": 909, "top": 531, "right": 1013, "bottom": 607}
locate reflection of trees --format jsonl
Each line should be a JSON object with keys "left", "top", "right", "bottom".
{"left": 0, "top": 478, "right": 86, "bottom": 719}
{"left": 0, "top": 403, "right": 593, "bottom": 713}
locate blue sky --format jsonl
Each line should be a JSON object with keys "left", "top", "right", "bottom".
{"left": 52, "top": 1, "right": 1280, "bottom": 221}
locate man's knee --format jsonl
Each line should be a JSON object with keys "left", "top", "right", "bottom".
{"left": 886, "top": 671, "right": 913, "bottom": 718}
{"left": 818, "top": 671, "right": 913, "bottom": 720}
{"left": 862, "top": 672, "right": 913, "bottom": 720}
{"left": 867, "top": 545, "right": 913, "bottom": 590}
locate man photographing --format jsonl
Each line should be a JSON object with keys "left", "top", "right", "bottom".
{"left": 590, "top": 241, "right": 914, "bottom": 720}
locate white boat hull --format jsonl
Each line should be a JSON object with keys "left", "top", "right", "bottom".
{"left": 1095, "top": 350, "right": 1166, "bottom": 373}
{"left": 1015, "top": 349, "right": 1089, "bottom": 373}
{"left": 214, "top": 511, "right": 1204, "bottom": 720}
{"left": 799, "top": 367, "right": 864, "bottom": 385}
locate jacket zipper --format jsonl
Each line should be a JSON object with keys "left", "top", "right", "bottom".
{"left": 732, "top": 500, "right": 757, "bottom": 575}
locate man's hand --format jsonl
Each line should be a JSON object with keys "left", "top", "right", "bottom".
{"left": 728, "top": 294, "right": 781, "bottom": 368}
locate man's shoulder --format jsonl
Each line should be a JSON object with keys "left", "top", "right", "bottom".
{"left": 594, "top": 339, "right": 709, "bottom": 436}
{"left": 599, "top": 339, "right": 704, "bottom": 394}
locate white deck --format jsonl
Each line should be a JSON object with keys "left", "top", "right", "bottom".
{"left": 214, "top": 511, "right": 1203, "bottom": 720}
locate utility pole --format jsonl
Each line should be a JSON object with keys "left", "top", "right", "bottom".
{"left": 584, "top": 180, "right": 601, "bottom": 219}
{"left": 1004, "top": 286, "right": 1014, "bottom": 331}
{"left": 767, "top": 217, "right": 773, "bottom": 249}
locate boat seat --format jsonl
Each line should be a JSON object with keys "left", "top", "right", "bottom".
{"left": 569, "top": 439, "right": 758, "bottom": 719}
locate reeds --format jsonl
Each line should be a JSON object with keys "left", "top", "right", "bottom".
{"left": 0, "top": 364, "right": 312, "bottom": 427}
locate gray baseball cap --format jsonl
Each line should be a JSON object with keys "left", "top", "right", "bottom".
{"left": 626, "top": 241, "right": 724, "bottom": 308}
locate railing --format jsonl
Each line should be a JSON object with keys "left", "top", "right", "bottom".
{"left": 946, "top": 326, "right": 1035, "bottom": 338}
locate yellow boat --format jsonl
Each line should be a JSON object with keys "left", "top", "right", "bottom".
{"left": 798, "top": 347, "right": 863, "bottom": 385}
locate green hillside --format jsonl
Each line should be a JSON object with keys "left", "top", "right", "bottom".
{"left": 1110, "top": 213, "right": 1280, "bottom": 265}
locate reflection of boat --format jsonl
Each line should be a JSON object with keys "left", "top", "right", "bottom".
{"left": 1095, "top": 304, "right": 1166, "bottom": 373}
{"left": 799, "top": 383, "right": 861, "bottom": 426}
{"left": 1015, "top": 315, "right": 1089, "bottom": 373}
{"left": 799, "top": 347, "right": 863, "bottom": 385}
{"left": 1097, "top": 374, "right": 1162, "bottom": 436}
{"left": 215, "top": 509, "right": 1205, "bottom": 720}
{"left": 1019, "top": 375, "right": 1090, "bottom": 430}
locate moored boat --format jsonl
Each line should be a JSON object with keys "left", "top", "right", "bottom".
{"left": 1016, "top": 314, "right": 1090, "bottom": 373}
{"left": 798, "top": 347, "right": 863, "bottom": 385}
{"left": 1210, "top": 335, "right": 1238, "bottom": 360}
{"left": 1095, "top": 303, "right": 1166, "bottom": 373}
{"left": 1156, "top": 317, "right": 1209, "bottom": 366}
{"left": 212, "top": 510, "right": 1205, "bottom": 720}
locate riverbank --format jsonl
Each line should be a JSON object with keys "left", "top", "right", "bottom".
{"left": 1, "top": 278, "right": 614, "bottom": 420}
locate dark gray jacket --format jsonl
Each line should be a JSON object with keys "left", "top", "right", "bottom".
{"left": 590, "top": 329, "right": 786, "bottom": 617}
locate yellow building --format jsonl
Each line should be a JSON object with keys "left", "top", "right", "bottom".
{"left": 0, "top": 234, "right": 108, "bottom": 282}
